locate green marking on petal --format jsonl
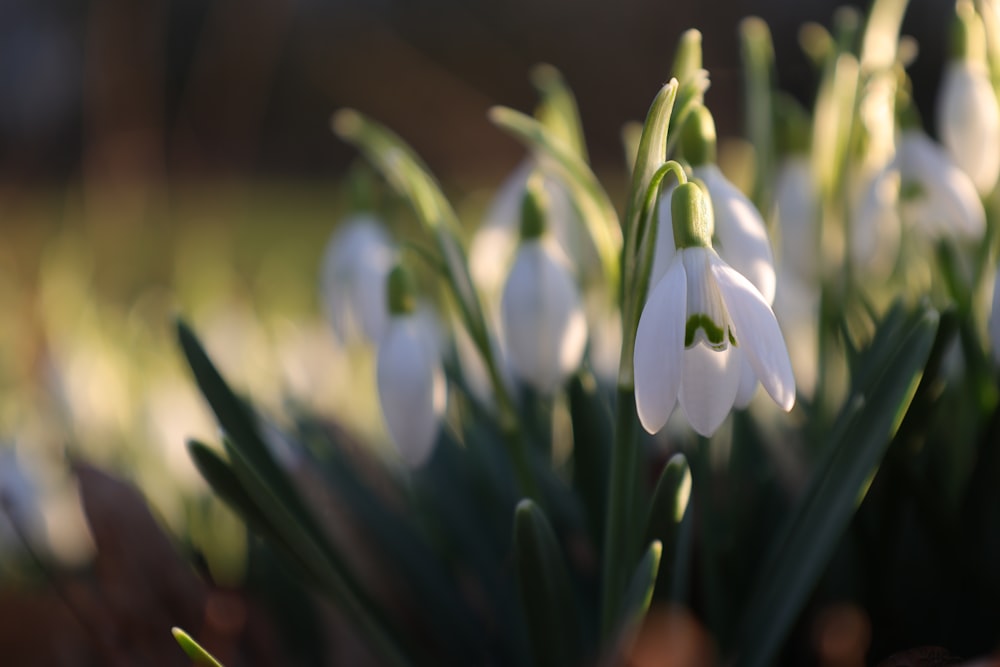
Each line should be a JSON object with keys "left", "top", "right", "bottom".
{"left": 685, "top": 313, "right": 728, "bottom": 349}
{"left": 899, "top": 179, "right": 925, "bottom": 202}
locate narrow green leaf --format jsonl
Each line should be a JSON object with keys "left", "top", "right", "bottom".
{"left": 531, "top": 63, "right": 588, "bottom": 162}
{"left": 643, "top": 453, "right": 691, "bottom": 600}
{"left": 735, "top": 305, "right": 938, "bottom": 667}
{"left": 514, "top": 499, "right": 584, "bottom": 667}
{"left": 617, "top": 540, "right": 663, "bottom": 634}
{"left": 178, "top": 324, "right": 414, "bottom": 667}
{"left": 172, "top": 627, "right": 224, "bottom": 667}
{"left": 740, "top": 17, "right": 777, "bottom": 212}
{"left": 618, "top": 80, "right": 678, "bottom": 388}
{"left": 488, "top": 105, "right": 622, "bottom": 294}
{"left": 568, "top": 371, "right": 612, "bottom": 545}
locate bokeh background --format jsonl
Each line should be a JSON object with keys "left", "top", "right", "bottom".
{"left": 0, "top": 0, "right": 958, "bottom": 664}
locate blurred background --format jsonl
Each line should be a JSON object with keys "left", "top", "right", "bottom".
{"left": 0, "top": 0, "right": 957, "bottom": 664}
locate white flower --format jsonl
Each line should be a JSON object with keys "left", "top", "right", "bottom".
{"left": 470, "top": 162, "right": 598, "bottom": 298}
{"left": 773, "top": 156, "right": 820, "bottom": 282}
{"left": 693, "top": 164, "right": 777, "bottom": 305}
{"left": 376, "top": 313, "right": 446, "bottom": 467}
{"left": 319, "top": 215, "right": 396, "bottom": 344}
{"left": 852, "top": 130, "right": 986, "bottom": 272}
{"left": 501, "top": 238, "right": 588, "bottom": 393}
{"left": 634, "top": 246, "right": 794, "bottom": 437}
{"left": 937, "top": 59, "right": 1000, "bottom": 195}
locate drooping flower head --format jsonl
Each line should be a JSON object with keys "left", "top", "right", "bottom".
{"left": 500, "top": 176, "right": 588, "bottom": 394}
{"left": 634, "top": 181, "right": 794, "bottom": 437}
{"left": 937, "top": 1, "right": 1000, "bottom": 195}
{"left": 320, "top": 214, "right": 396, "bottom": 345}
{"left": 376, "top": 264, "right": 446, "bottom": 467}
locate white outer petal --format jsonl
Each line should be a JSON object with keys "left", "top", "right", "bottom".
{"left": 678, "top": 343, "right": 741, "bottom": 437}
{"left": 851, "top": 164, "right": 901, "bottom": 277}
{"left": 711, "top": 257, "right": 795, "bottom": 412}
{"left": 898, "top": 131, "right": 986, "bottom": 240}
{"left": 937, "top": 60, "right": 1000, "bottom": 195}
{"left": 634, "top": 255, "right": 686, "bottom": 434}
{"left": 377, "top": 316, "right": 446, "bottom": 467}
{"left": 650, "top": 183, "right": 679, "bottom": 289}
{"left": 773, "top": 157, "right": 819, "bottom": 281}
{"left": 696, "top": 164, "right": 777, "bottom": 304}
{"left": 500, "top": 240, "right": 587, "bottom": 393}
{"left": 320, "top": 216, "right": 395, "bottom": 343}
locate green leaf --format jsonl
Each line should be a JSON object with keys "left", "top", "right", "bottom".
{"left": 643, "top": 453, "right": 691, "bottom": 600}
{"left": 734, "top": 304, "right": 938, "bottom": 667}
{"left": 618, "top": 80, "right": 678, "bottom": 387}
{"left": 172, "top": 627, "right": 224, "bottom": 667}
{"left": 568, "top": 371, "right": 612, "bottom": 545}
{"left": 178, "top": 323, "right": 415, "bottom": 667}
{"left": 531, "top": 63, "right": 588, "bottom": 163}
{"left": 615, "top": 540, "right": 663, "bottom": 638}
{"left": 740, "top": 17, "right": 777, "bottom": 212}
{"left": 514, "top": 499, "right": 584, "bottom": 667}
{"left": 488, "top": 105, "right": 622, "bottom": 294}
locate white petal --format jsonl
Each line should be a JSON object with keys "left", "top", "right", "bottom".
{"left": 650, "top": 183, "right": 679, "bottom": 288}
{"left": 501, "top": 240, "right": 587, "bottom": 393}
{"left": 377, "top": 316, "right": 446, "bottom": 467}
{"left": 711, "top": 257, "right": 795, "bottom": 412}
{"left": 696, "top": 164, "right": 777, "bottom": 304}
{"left": 678, "top": 343, "right": 741, "bottom": 437}
{"left": 937, "top": 61, "right": 1000, "bottom": 195}
{"left": 320, "top": 216, "right": 396, "bottom": 343}
{"left": 469, "top": 162, "right": 532, "bottom": 295}
{"left": 773, "top": 157, "right": 820, "bottom": 281}
{"left": 898, "top": 131, "right": 986, "bottom": 239}
{"left": 634, "top": 255, "right": 686, "bottom": 434}
{"left": 851, "top": 164, "right": 901, "bottom": 276}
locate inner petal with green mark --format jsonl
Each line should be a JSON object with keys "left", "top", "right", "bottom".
{"left": 682, "top": 248, "right": 736, "bottom": 351}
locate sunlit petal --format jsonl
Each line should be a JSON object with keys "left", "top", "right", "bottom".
{"left": 650, "top": 183, "right": 679, "bottom": 288}
{"left": 377, "top": 316, "right": 446, "bottom": 467}
{"left": 711, "top": 258, "right": 795, "bottom": 412}
{"left": 733, "top": 350, "right": 758, "bottom": 409}
{"left": 678, "top": 343, "right": 741, "bottom": 437}
{"left": 696, "top": 164, "right": 776, "bottom": 304}
{"left": 634, "top": 255, "right": 686, "bottom": 434}
{"left": 501, "top": 240, "right": 587, "bottom": 393}
{"left": 937, "top": 60, "right": 1000, "bottom": 195}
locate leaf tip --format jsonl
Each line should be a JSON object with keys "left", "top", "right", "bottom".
{"left": 331, "top": 109, "right": 363, "bottom": 138}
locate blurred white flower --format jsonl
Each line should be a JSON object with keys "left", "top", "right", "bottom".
{"left": 470, "top": 161, "right": 600, "bottom": 299}
{"left": 773, "top": 156, "right": 820, "bottom": 281}
{"left": 501, "top": 238, "right": 588, "bottom": 394}
{"left": 377, "top": 312, "right": 446, "bottom": 467}
{"left": 635, "top": 183, "right": 794, "bottom": 437}
{"left": 852, "top": 130, "right": 986, "bottom": 273}
{"left": 320, "top": 215, "right": 396, "bottom": 344}
{"left": 937, "top": 59, "right": 1000, "bottom": 195}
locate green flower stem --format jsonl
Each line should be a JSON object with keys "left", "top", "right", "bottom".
{"left": 619, "top": 160, "right": 687, "bottom": 388}
{"left": 600, "top": 386, "right": 642, "bottom": 639}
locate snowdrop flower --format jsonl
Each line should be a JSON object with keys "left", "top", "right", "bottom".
{"left": 470, "top": 161, "right": 600, "bottom": 298}
{"left": 320, "top": 214, "right": 396, "bottom": 344}
{"left": 501, "top": 181, "right": 588, "bottom": 394}
{"left": 376, "top": 265, "right": 445, "bottom": 467}
{"left": 634, "top": 181, "right": 794, "bottom": 437}
{"left": 937, "top": 1, "right": 1000, "bottom": 195}
{"left": 852, "top": 128, "right": 986, "bottom": 272}
{"left": 684, "top": 106, "right": 777, "bottom": 305}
